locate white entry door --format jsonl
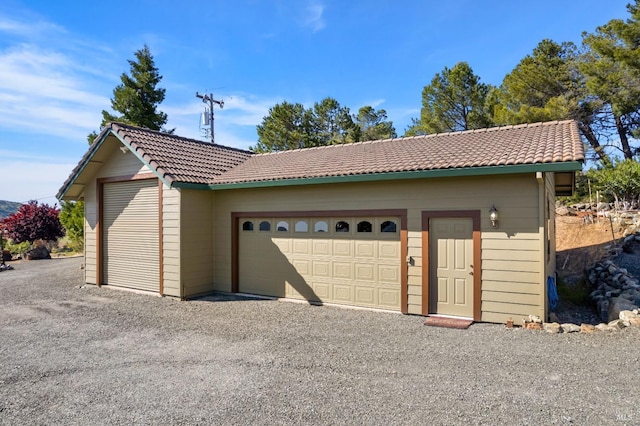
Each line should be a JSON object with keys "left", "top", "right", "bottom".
{"left": 429, "top": 218, "right": 474, "bottom": 318}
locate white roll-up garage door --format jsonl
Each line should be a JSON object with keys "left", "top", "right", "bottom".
{"left": 103, "top": 179, "right": 159, "bottom": 292}
{"left": 238, "top": 216, "right": 401, "bottom": 311}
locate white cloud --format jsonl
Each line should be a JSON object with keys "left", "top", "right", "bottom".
{"left": 301, "top": 2, "right": 326, "bottom": 33}
{"left": 0, "top": 41, "right": 112, "bottom": 141}
{"left": 0, "top": 160, "right": 75, "bottom": 204}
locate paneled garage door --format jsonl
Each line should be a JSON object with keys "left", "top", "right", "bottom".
{"left": 103, "top": 179, "right": 159, "bottom": 292}
{"left": 238, "top": 216, "right": 401, "bottom": 310}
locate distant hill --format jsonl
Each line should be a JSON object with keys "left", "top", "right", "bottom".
{"left": 0, "top": 200, "right": 22, "bottom": 219}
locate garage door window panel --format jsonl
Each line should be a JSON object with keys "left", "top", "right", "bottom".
{"left": 335, "top": 220, "right": 350, "bottom": 233}
{"left": 295, "top": 220, "right": 309, "bottom": 232}
{"left": 277, "top": 221, "right": 289, "bottom": 232}
{"left": 259, "top": 221, "right": 271, "bottom": 231}
{"left": 381, "top": 220, "right": 397, "bottom": 233}
{"left": 357, "top": 220, "right": 373, "bottom": 233}
{"left": 314, "top": 220, "right": 328, "bottom": 233}
{"left": 242, "top": 221, "right": 254, "bottom": 231}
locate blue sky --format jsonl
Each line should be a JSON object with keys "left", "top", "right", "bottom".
{"left": 0, "top": 0, "right": 631, "bottom": 203}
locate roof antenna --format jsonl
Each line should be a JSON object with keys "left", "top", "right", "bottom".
{"left": 196, "top": 92, "right": 224, "bottom": 144}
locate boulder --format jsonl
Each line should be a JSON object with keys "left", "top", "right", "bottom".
{"left": 543, "top": 322, "right": 561, "bottom": 333}
{"left": 24, "top": 246, "right": 50, "bottom": 260}
{"left": 561, "top": 323, "right": 581, "bottom": 333}
{"left": 619, "top": 310, "right": 639, "bottom": 321}
{"left": 608, "top": 297, "right": 638, "bottom": 322}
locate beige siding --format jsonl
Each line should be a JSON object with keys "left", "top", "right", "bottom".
{"left": 213, "top": 174, "right": 545, "bottom": 322}
{"left": 96, "top": 138, "right": 152, "bottom": 178}
{"left": 162, "top": 187, "right": 181, "bottom": 297}
{"left": 180, "top": 189, "right": 215, "bottom": 298}
{"left": 84, "top": 180, "right": 97, "bottom": 284}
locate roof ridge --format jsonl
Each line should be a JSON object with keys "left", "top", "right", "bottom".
{"left": 251, "top": 120, "right": 576, "bottom": 157}
{"left": 109, "top": 122, "right": 254, "bottom": 154}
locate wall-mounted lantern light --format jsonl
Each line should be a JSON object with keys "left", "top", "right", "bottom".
{"left": 489, "top": 205, "right": 499, "bottom": 228}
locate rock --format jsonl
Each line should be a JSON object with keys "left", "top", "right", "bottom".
{"left": 528, "top": 315, "right": 542, "bottom": 324}
{"left": 619, "top": 310, "right": 639, "bottom": 321}
{"left": 608, "top": 297, "right": 638, "bottom": 322}
{"left": 543, "top": 322, "right": 561, "bottom": 334}
{"left": 24, "top": 246, "right": 51, "bottom": 260}
{"left": 580, "top": 324, "right": 597, "bottom": 333}
{"left": 595, "top": 323, "right": 613, "bottom": 332}
{"left": 556, "top": 206, "right": 570, "bottom": 216}
{"left": 627, "top": 318, "right": 640, "bottom": 327}
{"left": 561, "top": 323, "right": 581, "bottom": 333}
{"left": 607, "top": 319, "right": 626, "bottom": 330}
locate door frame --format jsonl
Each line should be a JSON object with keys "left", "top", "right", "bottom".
{"left": 421, "top": 210, "right": 481, "bottom": 320}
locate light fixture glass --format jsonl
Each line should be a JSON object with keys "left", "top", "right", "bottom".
{"left": 489, "top": 205, "right": 499, "bottom": 228}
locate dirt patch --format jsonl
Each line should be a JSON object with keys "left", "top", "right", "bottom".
{"left": 556, "top": 216, "right": 620, "bottom": 278}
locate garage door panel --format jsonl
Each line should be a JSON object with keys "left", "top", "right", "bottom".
{"left": 292, "top": 239, "right": 311, "bottom": 255}
{"left": 379, "top": 241, "right": 399, "bottom": 259}
{"left": 103, "top": 179, "right": 159, "bottom": 292}
{"left": 274, "top": 238, "right": 291, "bottom": 254}
{"left": 312, "top": 240, "right": 331, "bottom": 256}
{"left": 354, "top": 241, "right": 376, "bottom": 258}
{"left": 333, "top": 240, "right": 352, "bottom": 257}
{"left": 312, "top": 260, "right": 331, "bottom": 278}
{"left": 333, "top": 284, "right": 353, "bottom": 303}
{"left": 291, "top": 259, "right": 310, "bottom": 275}
{"left": 355, "top": 285, "right": 375, "bottom": 305}
{"left": 355, "top": 263, "right": 375, "bottom": 281}
{"left": 379, "top": 264, "right": 400, "bottom": 283}
{"left": 239, "top": 215, "right": 401, "bottom": 311}
{"left": 379, "top": 289, "right": 400, "bottom": 308}
{"left": 333, "top": 262, "right": 353, "bottom": 279}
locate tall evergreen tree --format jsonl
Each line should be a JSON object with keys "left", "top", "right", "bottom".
{"left": 490, "top": 39, "right": 610, "bottom": 164}
{"left": 406, "top": 62, "right": 494, "bottom": 135}
{"left": 581, "top": 1, "right": 640, "bottom": 161}
{"left": 354, "top": 106, "right": 396, "bottom": 141}
{"left": 252, "top": 101, "right": 313, "bottom": 152}
{"left": 253, "top": 98, "right": 394, "bottom": 153}
{"left": 88, "top": 45, "right": 170, "bottom": 144}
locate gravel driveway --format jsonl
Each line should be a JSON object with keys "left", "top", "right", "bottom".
{"left": 1, "top": 257, "right": 639, "bottom": 425}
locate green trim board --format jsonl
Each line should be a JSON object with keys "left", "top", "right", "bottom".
{"left": 177, "top": 161, "right": 583, "bottom": 191}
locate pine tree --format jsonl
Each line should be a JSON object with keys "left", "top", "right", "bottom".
{"left": 88, "top": 45, "right": 170, "bottom": 144}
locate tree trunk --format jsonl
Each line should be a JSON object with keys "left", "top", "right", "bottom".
{"left": 578, "top": 122, "right": 610, "bottom": 164}
{"left": 614, "top": 114, "right": 634, "bottom": 160}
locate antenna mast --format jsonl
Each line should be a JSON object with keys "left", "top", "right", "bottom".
{"left": 196, "top": 92, "right": 224, "bottom": 144}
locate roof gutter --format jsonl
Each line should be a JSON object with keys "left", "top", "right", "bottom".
{"left": 183, "top": 161, "right": 583, "bottom": 191}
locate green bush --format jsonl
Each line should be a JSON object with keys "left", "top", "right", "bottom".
{"left": 3, "top": 239, "right": 30, "bottom": 256}
{"left": 586, "top": 160, "right": 640, "bottom": 204}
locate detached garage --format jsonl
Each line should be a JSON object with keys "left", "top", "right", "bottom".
{"left": 58, "top": 120, "right": 584, "bottom": 324}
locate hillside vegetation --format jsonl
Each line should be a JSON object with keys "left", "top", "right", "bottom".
{"left": 0, "top": 200, "right": 22, "bottom": 219}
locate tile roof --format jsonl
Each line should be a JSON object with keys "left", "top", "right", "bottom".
{"left": 213, "top": 120, "right": 584, "bottom": 185}
{"left": 58, "top": 119, "right": 584, "bottom": 199}
{"left": 108, "top": 123, "right": 253, "bottom": 185}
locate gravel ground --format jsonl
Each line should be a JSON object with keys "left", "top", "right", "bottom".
{"left": 1, "top": 258, "right": 639, "bottom": 425}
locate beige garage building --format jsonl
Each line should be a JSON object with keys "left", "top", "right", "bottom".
{"left": 58, "top": 120, "right": 584, "bottom": 324}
